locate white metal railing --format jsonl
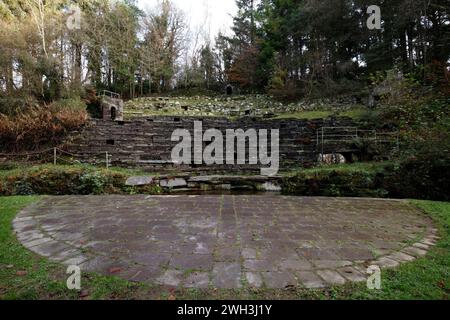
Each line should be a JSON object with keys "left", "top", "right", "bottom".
{"left": 101, "top": 90, "right": 121, "bottom": 99}
{"left": 316, "top": 126, "right": 400, "bottom": 156}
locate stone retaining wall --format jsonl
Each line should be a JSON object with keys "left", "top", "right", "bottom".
{"left": 125, "top": 174, "right": 284, "bottom": 193}
{"left": 66, "top": 116, "right": 357, "bottom": 173}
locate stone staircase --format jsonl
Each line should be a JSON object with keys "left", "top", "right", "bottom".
{"left": 65, "top": 116, "right": 358, "bottom": 174}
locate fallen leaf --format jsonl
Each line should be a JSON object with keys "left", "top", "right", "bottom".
{"left": 79, "top": 290, "right": 90, "bottom": 298}
{"left": 109, "top": 267, "right": 122, "bottom": 274}
{"left": 284, "top": 284, "right": 296, "bottom": 290}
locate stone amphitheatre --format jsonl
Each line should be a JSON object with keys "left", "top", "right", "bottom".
{"left": 10, "top": 94, "right": 440, "bottom": 290}
{"left": 0, "top": 0, "right": 448, "bottom": 302}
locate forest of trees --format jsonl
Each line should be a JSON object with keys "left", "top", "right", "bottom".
{"left": 223, "top": 0, "right": 450, "bottom": 97}
{"left": 0, "top": 0, "right": 449, "bottom": 110}
{"left": 0, "top": 0, "right": 187, "bottom": 108}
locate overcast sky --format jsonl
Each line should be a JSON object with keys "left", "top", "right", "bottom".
{"left": 137, "top": 0, "right": 238, "bottom": 41}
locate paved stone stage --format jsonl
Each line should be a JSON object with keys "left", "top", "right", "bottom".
{"left": 13, "top": 195, "right": 439, "bottom": 289}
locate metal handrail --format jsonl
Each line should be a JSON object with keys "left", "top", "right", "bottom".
{"left": 101, "top": 90, "right": 121, "bottom": 99}
{"left": 316, "top": 126, "right": 400, "bottom": 159}
{"left": 0, "top": 147, "right": 113, "bottom": 169}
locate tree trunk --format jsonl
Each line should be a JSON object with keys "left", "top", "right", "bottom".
{"left": 74, "top": 42, "right": 82, "bottom": 87}
{"left": 6, "top": 60, "right": 14, "bottom": 93}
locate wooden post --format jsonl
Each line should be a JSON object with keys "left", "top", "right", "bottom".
{"left": 54, "top": 148, "right": 57, "bottom": 165}
{"left": 106, "top": 152, "right": 109, "bottom": 169}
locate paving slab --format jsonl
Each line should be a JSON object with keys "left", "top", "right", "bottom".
{"left": 296, "top": 271, "right": 326, "bottom": 289}
{"left": 14, "top": 195, "right": 436, "bottom": 289}
{"left": 337, "top": 267, "right": 367, "bottom": 282}
{"left": 245, "top": 272, "right": 263, "bottom": 288}
{"left": 261, "top": 271, "right": 297, "bottom": 289}
{"left": 212, "top": 262, "right": 242, "bottom": 288}
{"left": 184, "top": 272, "right": 210, "bottom": 288}
{"left": 156, "top": 270, "right": 184, "bottom": 287}
{"left": 317, "top": 270, "right": 346, "bottom": 285}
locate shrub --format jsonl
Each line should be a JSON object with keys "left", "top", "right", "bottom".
{"left": 51, "top": 98, "right": 86, "bottom": 112}
{"left": 83, "top": 87, "right": 102, "bottom": 118}
{"left": 77, "top": 171, "right": 109, "bottom": 195}
{"left": 13, "top": 180, "right": 35, "bottom": 196}
{"left": 383, "top": 140, "right": 450, "bottom": 201}
{"left": 0, "top": 166, "right": 160, "bottom": 196}
{"left": 0, "top": 101, "right": 88, "bottom": 152}
{"left": 0, "top": 162, "right": 18, "bottom": 171}
{"left": 282, "top": 169, "right": 387, "bottom": 198}
{"left": 284, "top": 144, "right": 449, "bottom": 201}
{"left": 0, "top": 96, "right": 39, "bottom": 116}
{"left": 350, "top": 137, "right": 397, "bottom": 162}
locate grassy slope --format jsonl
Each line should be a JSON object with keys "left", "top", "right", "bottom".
{"left": 0, "top": 164, "right": 148, "bottom": 179}
{"left": 1, "top": 162, "right": 387, "bottom": 179}
{"left": 286, "top": 162, "right": 390, "bottom": 176}
{"left": 272, "top": 111, "right": 335, "bottom": 120}
{"left": 124, "top": 95, "right": 374, "bottom": 121}
{"left": 0, "top": 196, "right": 449, "bottom": 300}
{"left": 272, "top": 106, "right": 376, "bottom": 121}
{"left": 127, "top": 109, "right": 372, "bottom": 120}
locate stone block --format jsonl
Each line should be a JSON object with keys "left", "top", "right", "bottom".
{"left": 160, "top": 178, "right": 187, "bottom": 188}
{"left": 125, "top": 176, "right": 153, "bottom": 186}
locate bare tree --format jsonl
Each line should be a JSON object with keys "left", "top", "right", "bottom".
{"left": 141, "top": 0, "right": 187, "bottom": 92}
{"left": 26, "top": 0, "right": 48, "bottom": 57}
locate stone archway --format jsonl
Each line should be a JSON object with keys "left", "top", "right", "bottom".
{"left": 101, "top": 95, "right": 124, "bottom": 121}
{"left": 226, "top": 84, "right": 233, "bottom": 95}
{"left": 110, "top": 107, "right": 117, "bottom": 120}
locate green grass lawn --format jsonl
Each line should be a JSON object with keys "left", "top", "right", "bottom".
{"left": 272, "top": 106, "right": 376, "bottom": 121}
{"left": 272, "top": 111, "right": 335, "bottom": 120}
{"left": 0, "top": 196, "right": 449, "bottom": 300}
{"left": 339, "top": 107, "right": 379, "bottom": 120}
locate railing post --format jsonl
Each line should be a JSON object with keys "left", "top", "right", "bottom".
{"left": 321, "top": 127, "right": 324, "bottom": 162}
{"left": 53, "top": 148, "right": 57, "bottom": 165}
{"left": 106, "top": 152, "right": 109, "bottom": 169}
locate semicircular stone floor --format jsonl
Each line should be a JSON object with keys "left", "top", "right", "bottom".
{"left": 13, "top": 195, "right": 439, "bottom": 289}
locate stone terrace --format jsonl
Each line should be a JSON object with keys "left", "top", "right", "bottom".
{"left": 14, "top": 195, "right": 438, "bottom": 289}
{"left": 66, "top": 116, "right": 358, "bottom": 174}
